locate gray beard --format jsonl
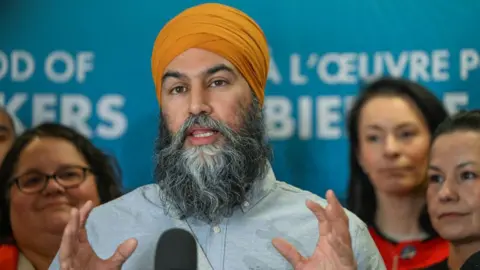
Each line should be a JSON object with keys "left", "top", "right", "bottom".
{"left": 154, "top": 99, "right": 272, "bottom": 225}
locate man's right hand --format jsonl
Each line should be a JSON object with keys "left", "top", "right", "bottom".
{"left": 59, "top": 200, "right": 138, "bottom": 270}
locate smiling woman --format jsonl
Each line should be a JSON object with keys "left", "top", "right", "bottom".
{"left": 0, "top": 123, "right": 122, "bottom": 270}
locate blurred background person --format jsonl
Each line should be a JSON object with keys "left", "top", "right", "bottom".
{"left": 427, "top": 110, "right": 480, "bottom": 269}
{"left": 0, "top": 107, "right": 15, "bottom": 166}
{"left": 346, "top": 77, "right": 449, "bottom": 269}
{"left": 0, "top": 123, "right": 123, "bottom": 270}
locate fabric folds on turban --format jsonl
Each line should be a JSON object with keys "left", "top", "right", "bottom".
{"left": 151, "top": 3, "right": 269, "bottom": 106}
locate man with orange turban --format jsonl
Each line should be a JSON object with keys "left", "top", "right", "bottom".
{"left": 49, "top": 3, "right": 384, "bottom": 270}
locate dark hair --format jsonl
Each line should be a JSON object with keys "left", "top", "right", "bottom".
{"left": 0, "top": 123, "right": 123, "bottom": 244}
{"left": 346, "top": 77, "right": 448, "bottom": 236}
{"left": 432, "top": 110, "right": 480, "bottom": 141}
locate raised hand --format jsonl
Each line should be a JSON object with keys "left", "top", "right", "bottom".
{"left": 272, "top": 190, "right": 356, "bottom": 270}
{"left": 58, "top": 200, "right": 138, "bottom": 270}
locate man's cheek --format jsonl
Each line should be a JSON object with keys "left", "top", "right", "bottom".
{"left": 215, "top": 117, "right": 237, "bottom": 132}
{"left": 163, "top": 114, "right": 184, "bottom": 134}
{"left": 232, "top": 113, "right": 247, "bottom": 132}
{"left": 170, "top": 122, "right": 182, "bottom": 134}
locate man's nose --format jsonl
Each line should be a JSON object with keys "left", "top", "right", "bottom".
{"left": 188, "top": 85, "right": 212, "bottom": 115}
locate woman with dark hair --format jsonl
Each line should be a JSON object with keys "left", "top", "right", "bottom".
{"left": 346, "top": 77, "right": 449, "bottom": 269}
{"left": 0, "top": 123, "right": 123, "bottom": 270}
{"left": 427, "top": 110, "right": 480, "bottom": 269}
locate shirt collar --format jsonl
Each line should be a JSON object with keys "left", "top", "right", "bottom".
{"left": 240, "top": 162, "right": 277, "bottom": 213}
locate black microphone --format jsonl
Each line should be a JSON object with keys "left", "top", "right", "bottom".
{"left": 461, "top": 250, "right": 480, "bottom": 270}
{"left": 154, "top": 228, "right": 197, "bottom": 270}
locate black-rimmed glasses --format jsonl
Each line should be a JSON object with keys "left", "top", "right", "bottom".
{"left": 11, "top": 166, "right": 92, "bottom": 194}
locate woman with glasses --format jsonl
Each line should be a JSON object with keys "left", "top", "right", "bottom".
{"left": 0, "top": 123, "right": 123, "bottom": 270}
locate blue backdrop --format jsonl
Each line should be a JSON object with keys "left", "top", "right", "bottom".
{"left": 1, "top": 0, "right": 479, "bottom": 201}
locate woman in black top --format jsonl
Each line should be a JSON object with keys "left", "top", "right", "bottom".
{"left": 425, "top": 110, "right": 480, "bottom": 270}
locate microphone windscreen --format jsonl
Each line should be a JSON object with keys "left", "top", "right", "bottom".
{"left": 461, "top": 251, "right": 480, "bottom": 270}
{"left": 154, "top": 228, "right": 197, "bottom": 270}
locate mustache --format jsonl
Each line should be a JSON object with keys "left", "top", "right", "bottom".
{"left": 171, "top": 114, "right": 240, "bottom": 146}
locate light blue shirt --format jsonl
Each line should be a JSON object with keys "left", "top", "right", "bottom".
{"left": 49, "top": 166, "right": 385, "bottom": 269}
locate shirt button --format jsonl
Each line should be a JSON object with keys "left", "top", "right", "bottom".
{"left": 243, "top": 201, "right": 250, "bottom": 207}
{"left": 213, "top": 226, "right": 221, "bottom": 233}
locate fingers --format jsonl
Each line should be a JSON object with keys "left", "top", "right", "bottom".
{"left": 272, "top": 238, "right": 304, "bottom": 267}
{"left": 79, "top": 200, "right": 94, "bottom": 228}
{"left": 307, "top": 191, "right": 352, "bottom": 249}
{"left": 108, "top": 238, "right": 138, "bottom": 268}
{"left": 327, "top": 229, "right": 356, "bottom": 267}
{"left": 325, "top": 190, "right": 351, "bottom": 245}
{"left": 77, "top": 201, "right": 94, "bottom": 244}
{"left": 306, "top": 199, "right": 330, "bottom": 238}
{"left": 326, "top": 190, "right": 348, "bottom": 221}
{"left": 306, "top": 192, "right": 355, "bottom": 266}
{"left": 59, "top": 207, "right": 81, "bottom": 268}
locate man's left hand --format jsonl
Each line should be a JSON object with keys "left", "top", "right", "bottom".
{"left": 272, "top": 190, "right": 357, "bottom": 270}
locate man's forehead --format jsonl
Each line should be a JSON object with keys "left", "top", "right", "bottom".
{"left": 164, "top": 48, "right": 238, "bottom": 77}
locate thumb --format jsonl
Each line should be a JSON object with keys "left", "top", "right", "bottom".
{"left": 107, "top": 238, "right": 138, "bottom": 268}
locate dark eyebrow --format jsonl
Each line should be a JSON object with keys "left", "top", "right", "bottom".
{"left": 429, "top": 162, "right": 477, "bottom": 172}
{"left": 365, "top": 122, "right": 416, "bottom": 131}
{"left": 457, "top": 161, "right": 476, "bottom": 169}
{"left": 15, "top": 164, "right": 89, "bottom": 176}
{"left": 429, "top": 165, "right": 441, "bottom": 172}
{"left": 365, "top": 125, "right": 382, "bottom": 131}
{"left": 205, "top": 64, "right": 235, "bottom": 76}
{"left": 161, "top": 64, "right": 235, "bottom": 88}
{"left": 161, "top": 71, "right": 185, "bottom": 87}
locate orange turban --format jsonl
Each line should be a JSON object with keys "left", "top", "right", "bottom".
{"left": 151, "top": 3, "right": 269, "bottom": 107}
